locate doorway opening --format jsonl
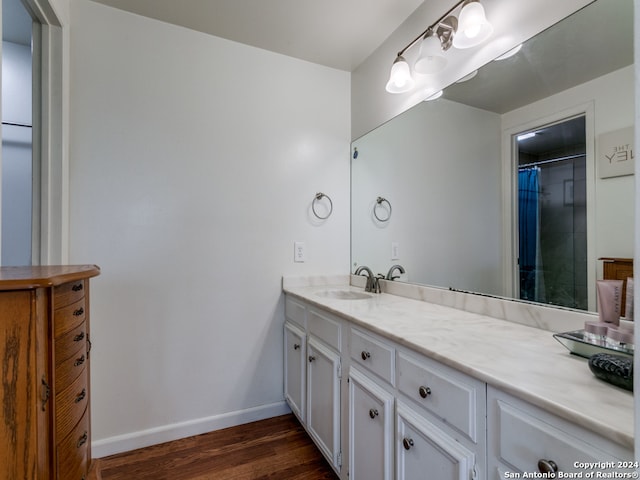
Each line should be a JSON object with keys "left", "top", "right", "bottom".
{"left": 516, "top": 115, "right": 588, "bottom": 310}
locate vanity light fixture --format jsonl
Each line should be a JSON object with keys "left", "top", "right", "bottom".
{"left": 385, "top": 0, "right": 493, "bottom": 94}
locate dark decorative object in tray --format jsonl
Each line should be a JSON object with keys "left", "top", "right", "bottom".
{"left": 588, "top": 353, "right": 633, "bottom": 391}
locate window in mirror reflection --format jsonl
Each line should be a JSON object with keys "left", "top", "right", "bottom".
{"left": 517, "top": 115, "right": 587, "bottom": 310}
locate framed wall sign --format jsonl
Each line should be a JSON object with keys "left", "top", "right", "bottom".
{"left": 598, "top": 126, "right": 634, "bottom": 179}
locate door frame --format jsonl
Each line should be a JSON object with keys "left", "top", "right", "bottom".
{"left": 7, "top": 0, "right": 64, "bottom": 265}
{"left": 501, "top": 101, "right": 596, "bottom": 310}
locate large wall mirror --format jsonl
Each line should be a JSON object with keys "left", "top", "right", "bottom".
{"left": 351, "top": 0, "right": 634, "bottom": 313}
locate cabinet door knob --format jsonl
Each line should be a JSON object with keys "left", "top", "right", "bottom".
{"left": 369, "top": 408, "right": 379, "bottom": 419}
{"left": 418, "top": 385, "right": 431, "bottom": 398}
{"left": 73, "top": 307, "right": 84, "bottom": 317}
{"left": 293, "top": 343, "right": 300, "bottom": 350}
{"left": 72, "top": 283, "right": 84, "bottom": 292}
{"left": 73, "top": 331, "right": 85, "bottom": 342}
{"left": 402, "top": 438, "right": 414, "bottom": 450}
{"left": 74, "top": 355, "right": 86, "bottom": 367}
{"left": 308, "top": 355, "right": 316, "bottom": 363}
{"left": 538, "top": 459, "right": 558, "bottom": 474}
{"left": 361, "top": 351, "right": 371, "bottom": 361}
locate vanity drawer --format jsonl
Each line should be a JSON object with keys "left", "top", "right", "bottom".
{"left": 54, "top": 298, "right": 86, "bottom": 337}
{"left": 397, "top": 351, "right": 479, "bottom": 442}
{"left": 285, "top": 297, "right": 307, "bottom": 328}
{"left": 57, "top": 410, "right": 89, "bottom": 480}
{"left": 350, "top": 328, "right": 394, "bottom": 385}
{"left": 55, "top": 367, "right": 89, "bottom": 443}
{"left": 489, "top": 388, "right": 631, "bottom": 475}
{"left": 55, "top": 321, "right": 87, "bottom": 365}
{"left": 308, "top": 308, "right": 341, "bottom": 352}
{"left": 54, "top": 280, "right": 86, "bottom": 309}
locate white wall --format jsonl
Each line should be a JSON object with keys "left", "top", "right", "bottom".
{"left": 351, "top": 0, "right": 593, "bottom": 140}
{"left": 351, "top": 98, "right": 502, "bottom": 294}
{"left": 68, "top": 0, "right": 350, "bottom": 455}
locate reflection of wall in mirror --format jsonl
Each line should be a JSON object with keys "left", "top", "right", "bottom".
{"left": 351, "top": 98, "right": 502, "bottom": 294}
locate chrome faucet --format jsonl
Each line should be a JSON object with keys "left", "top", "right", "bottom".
{"left": 386, "top": 264, "right": 406, "bottom": 281}
{"left": 354, "top": 266, "right": 382, "bottom": 293}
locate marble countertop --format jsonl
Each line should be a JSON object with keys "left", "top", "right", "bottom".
{"left": 283, "top": 283, "right": 634, "bottom": 451}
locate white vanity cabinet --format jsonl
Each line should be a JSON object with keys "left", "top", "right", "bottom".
{"left": 396, "top": 402, "right": 477, "bottom": 480}
{"left": 283, "top": 297, "right": 343, "bottom": 473}
{"left": 284, "top": 321, "right": 306, "bottom": 422}
{"left": 487, "top": 387, "right": 633, "bottom": 479}
{"left": 348, "top": 367, "right": 394, "bottom": 480}
{"left": 307, "top": 335, "right": 342, "bottom": 470}
{"left": 284, "top": 297, "right": 307, "bottom": 422}
{"left": 283, "top": 292, "right": 633, "bottom": 480}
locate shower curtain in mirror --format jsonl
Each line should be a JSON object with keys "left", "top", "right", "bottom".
{"left": 518, "top": 167, "right": 545, "bottom": 303}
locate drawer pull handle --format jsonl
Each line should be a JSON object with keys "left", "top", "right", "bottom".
{"left": 369, "top": 408, "right": 379, "bottom": 419}
{"left": 72, "top": 283, "right": 84, "bottom": 292}
{"left": 75, "top": 388, "right": 87, "bottom": 404}
{"left": 41, "top": 377, "right": 50, "bottom": 411}
{"left": 361, "top": 351, "right": 371, "bottom": 361}
{"left": 74, "top": 355, "right": 86, "bottom": 367}
{"left": 402, "top": 438, "right": 414, "bottom": 450}
{"left": 308, "top": 355, "right": 316, "bottom": 363}
{"left": 418, "top": 386, "right": 432, "bottom": 398}
{"left": 293, "top": 343, "right": 300, "bottom": 350}
{"left": 77, "top": 431, "right": 88, "bottom": 448}
{"left": 538, "top": 459, "right": 558, "bottom": 474}
{"left": 74, "top": 331, "right": 85, "bottom": 342}
{"left": 73, "top": 307, "right": 84, "bottom": 317}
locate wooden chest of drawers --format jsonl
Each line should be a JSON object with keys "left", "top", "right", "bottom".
{"left": 0, "top": 265, "right": 100, "bottom": 480}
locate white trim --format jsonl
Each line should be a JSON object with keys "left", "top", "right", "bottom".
{"left": 501, "top": 101, "right": 596, "bottom": 310}
{"left": 91, "top": 401, "right": 291, "bottom": 458}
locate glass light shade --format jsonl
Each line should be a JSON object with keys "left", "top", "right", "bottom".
{"left": 385, "top": 56, "right": 415, "bottom": 93}
{"left": 414, "top": 34, "right": 447, "bottom": 74}
{"left": 452, "top": 1, "right": 493, "bottom": 49}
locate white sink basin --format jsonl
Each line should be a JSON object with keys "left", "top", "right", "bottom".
{"left": 315, "top": 289, "right": 372, "bottom": 300}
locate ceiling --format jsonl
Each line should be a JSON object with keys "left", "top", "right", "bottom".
{"left": 86, "top": 0, "right": 425, "bottom": 71}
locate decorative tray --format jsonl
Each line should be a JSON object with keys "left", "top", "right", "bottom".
{"left": 553, "top": 330, "right": 633, "bottom": 359}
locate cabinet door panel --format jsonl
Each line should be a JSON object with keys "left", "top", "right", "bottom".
{"left": 396, "top": 402, "right": 475, "bottom": 480}
{"left": 349, "top": 368, "right": 394, "bottom": 480}
{"left": 284, "top": 322, "right": 306, "bottom": 422}
{"left": 307, "top": 337, "right": 341, "bottom": 471}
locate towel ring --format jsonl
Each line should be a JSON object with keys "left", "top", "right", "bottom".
{"left": 374, "top": 197, "right": 392, "bottom": 222}
{"left": 312, "top": 192, "right": 333, "bottom": 220}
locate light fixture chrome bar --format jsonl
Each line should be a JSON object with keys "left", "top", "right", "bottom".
{"left": 396, "top": 0, "right": 468, "bottom": 57}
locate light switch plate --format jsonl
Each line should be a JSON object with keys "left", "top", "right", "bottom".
{"left": 391, "top": 242, "right": 399, "bottom": 260}
{"left": 294, "top": 242, "right": 306, "bottom": 262}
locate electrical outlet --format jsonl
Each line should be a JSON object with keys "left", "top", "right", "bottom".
{"left": 391, "top": 242, "right": 400, "bottom": 260}
{"left": 294, "top": 242, "right": 306, "bottom": 262}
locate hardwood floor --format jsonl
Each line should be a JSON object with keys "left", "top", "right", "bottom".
{"left": 90, "top": 414, "right": 339, "bottom": 480}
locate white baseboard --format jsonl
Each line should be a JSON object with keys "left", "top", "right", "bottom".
{"left": 92, "top": 401, "right": 291, "bottom": 458}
